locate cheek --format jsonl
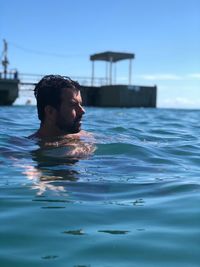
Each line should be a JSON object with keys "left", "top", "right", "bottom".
{"left": 62, "top": 108, "right": 76, "bottom": 121}
{"left": 70, "top": 109, "right": 77, "bottom": 118}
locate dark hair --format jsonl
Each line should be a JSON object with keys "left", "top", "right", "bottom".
{"left": 34, "top": 75, "right": 80, "bottom": 122}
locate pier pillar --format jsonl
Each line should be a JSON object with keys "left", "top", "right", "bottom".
{"left": 109, "top": 57, "right": 113, "bottom": 85}
{"left": 129, "top": 59, "right": 132, "bottom": 85}
{"left": 105, "top": 62, "right": 109, "bottom": 85}
{"left": 91, "top": 61, "right": 95, "bottom": 86}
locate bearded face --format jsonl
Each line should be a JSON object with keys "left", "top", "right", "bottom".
{"left": 55, "top": 88, "right": 85, "bottom": 134}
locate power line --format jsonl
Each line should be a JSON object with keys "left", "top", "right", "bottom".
{"left": 8, "top": 41, "right": 88, "bottom": 58}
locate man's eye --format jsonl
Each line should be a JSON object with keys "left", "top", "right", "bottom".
{"left": 69, "top": 101, "right": 82, "bottom": 107}
{"left": 71, "top": 102, "right": 79, "bottom": 108}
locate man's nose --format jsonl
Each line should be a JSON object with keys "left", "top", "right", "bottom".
{"left": 78, "top": 104, "right": 85, "bottom": 115}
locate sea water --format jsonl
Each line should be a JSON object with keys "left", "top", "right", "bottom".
{"left": 0, "top": 106, "right": 200, "bottom": 267}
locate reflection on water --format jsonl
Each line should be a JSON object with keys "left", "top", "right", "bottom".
{"left": 98, "top": 230, "right": 130, "bottom": 235}
{"left": 63, "top": 229, "right": 85, "bottom": 235}
{"left": 12, "top": 134, "right": 96, "bottom": 195}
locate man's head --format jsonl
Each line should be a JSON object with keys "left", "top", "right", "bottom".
{"left": 34, "top": 75, "right": 85, "bottom": 134}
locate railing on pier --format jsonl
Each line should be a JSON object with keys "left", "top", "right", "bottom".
{"left": 0, "top": 70, "right": 19, "bottom": 80}
{"left": 19, "top": 73, "right": 107, "bottom": 87}
{"left": 0, "top": 71, "right": 108, "bottom": 104}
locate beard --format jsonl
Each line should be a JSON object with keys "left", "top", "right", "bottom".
{"left": 55, "top": 115, "right": 82, "bottom": 134}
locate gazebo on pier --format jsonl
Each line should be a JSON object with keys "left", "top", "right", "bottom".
{"left": 81, "top": 50, "right": 157, "bottom": 107}
{"left": 90, "top": 51, "right": 134, "bottom": 86}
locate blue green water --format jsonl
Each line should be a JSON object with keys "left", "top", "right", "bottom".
{"left": 0, "top": 106, "right": 200, "bottom": 267}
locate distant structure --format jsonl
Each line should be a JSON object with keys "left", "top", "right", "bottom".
{"left": 90, "top": 51, "right": 134, "bottom": 86}
{"left": 81, "top": 51, "right": 157, "bottom": 107}
{"left": 0, "top": 45, "right": 157, "bottom": 107}
{"left": 0, "top": 39, "right": 19, "bottom": 105}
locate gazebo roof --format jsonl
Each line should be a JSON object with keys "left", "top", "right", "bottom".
{"left": 90, "top": 51, "right": 134, "bottom": 63}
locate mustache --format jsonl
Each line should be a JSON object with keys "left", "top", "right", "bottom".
{"left": 74, "top": 115, "right": 83, "bottom": 123}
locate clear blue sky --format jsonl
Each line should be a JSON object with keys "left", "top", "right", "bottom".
{"left": 1, "top": 0, "right": 200, "bottom": 108}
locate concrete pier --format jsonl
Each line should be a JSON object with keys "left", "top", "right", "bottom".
{"left": 0, "top": 78, "right": 19, "bottom": 105}
{"left": 85, "top": 51, "right": 157, "bottom": 107}
{"left": 81, "top": 84, "right": 157, "bottom": 107}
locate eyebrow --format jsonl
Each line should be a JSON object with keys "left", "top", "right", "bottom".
{"left": 70, "top": 98, "right": 82, "bottom": 105}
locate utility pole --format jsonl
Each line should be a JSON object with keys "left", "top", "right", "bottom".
{"left": 2, "top": 39, "right": 9, "bottom": 78}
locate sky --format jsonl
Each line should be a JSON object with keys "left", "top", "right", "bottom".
{"left": 1, "top": 0, "right": 200, "bottom": 108}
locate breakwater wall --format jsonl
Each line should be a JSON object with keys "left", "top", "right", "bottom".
{"left": 0, "top": 79, "right": 19, "bottom": 105}
{"left": 81, "top": 85, "right": 157, "bottom": 107}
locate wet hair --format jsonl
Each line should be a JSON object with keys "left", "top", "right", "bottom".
{"left": 34, "top": 75, "right": 80, "bottom": 122}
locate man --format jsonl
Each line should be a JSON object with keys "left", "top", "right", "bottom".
{"left": 29, "top": 75, "right": 86, "bottom": 140}
{"left": 25, "top": 75, "right": 93, "bottom": 186}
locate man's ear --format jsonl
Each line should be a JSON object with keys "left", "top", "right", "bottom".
{"left": 44, "top": 105, "right": 57, "bottom": 122}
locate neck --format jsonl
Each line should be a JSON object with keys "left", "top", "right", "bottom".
{"left": 34, "top": 123, "right": 66, "bottom": 139}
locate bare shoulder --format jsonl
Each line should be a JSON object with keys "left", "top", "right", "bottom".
{"left": 42, "top": 130, "right": 96, "bottom": 157}
{"left": 65, "top": 130, "right": 94, "bottom": 139}
{"left": 28, "top": 130, "right": 93, "bottom": 140}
